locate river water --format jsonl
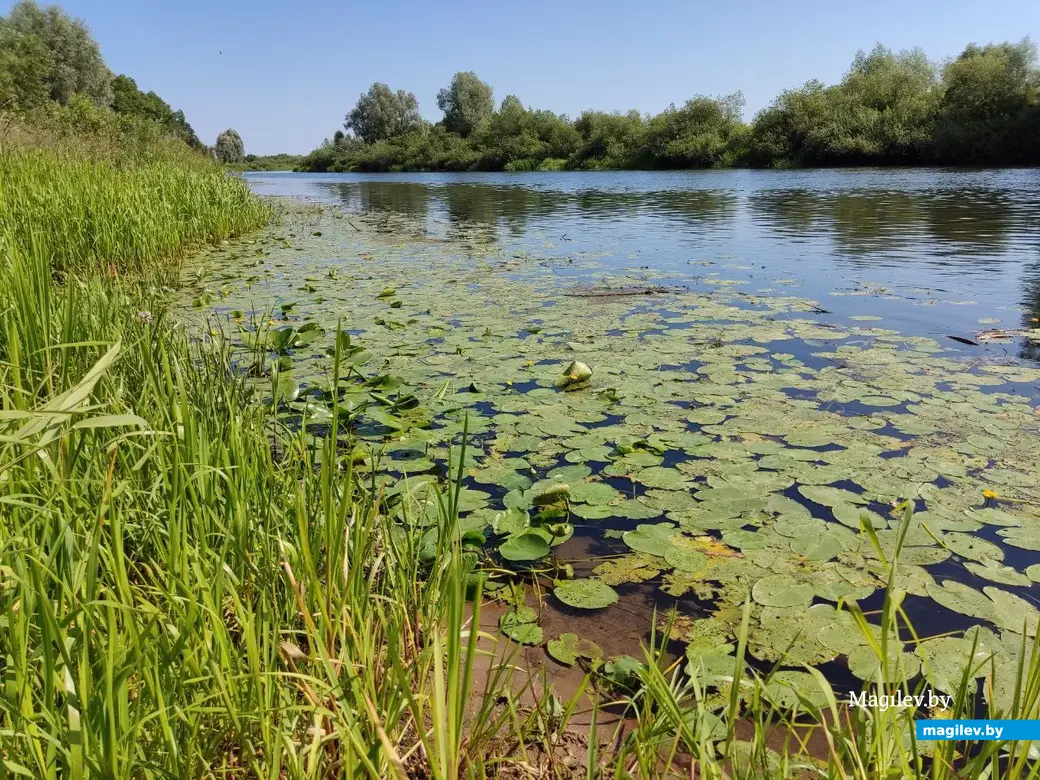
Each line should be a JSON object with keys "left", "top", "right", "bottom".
{"left": 245, "top": 168, "right": 1040, "bottom": 363}
{"left": 209, "top": 169, "right": 1040, "bottom": 696}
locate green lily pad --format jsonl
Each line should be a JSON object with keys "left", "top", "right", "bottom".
{"left": 763, "top": 670, "right": 831, "bottom": 709}
{"left": 500, "top": 607, "right": 543, "bottom": 645}
{"left": 752, "top": 574, "right": 814, "bottom": 608}
{"left": 554, "top": 578, "right": 618, "bottom": 610}
{"left": 942, "top": 533, "right": 1004, "bottom": 563}
{"left": 684, "top": 647, "right": 739, "bottom": 686}
{"left": 798, "top": 485, "right": 867, "bottom": 509}
{"left": 547, "top": 633, "right": 603, "bottom": 666}
{"left": 663, "top": 538, "right": 709, "bottom": 572}
{"left": 963, "top": 561, "right": 1030, "bottom": 587}
{"left": 847, "top": 644, "right": 921, "bottom": 683}
{"left": 569, "top": 481, "right": 619, "bottom": 505}
{"left": 622, "top": 523, "right": 678, "bottom": 556}
{"left": 634, "top": 466, "right": 689, "bottom": 489}
{"left": 926, "top": 580, "right": 991, "bottom": 619}
{"left": 985, "top": 587, "right": 1039, "bottom": 636}
{"left": 997, "top": 526, "right": 1040, "bottom": 552}
{"left": 914, "top": 636, "right": 991, "bottom": 695}
{"left": 499, "top": 532, "right": 551, "bottom": 562}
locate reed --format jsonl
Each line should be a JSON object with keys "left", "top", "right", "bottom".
{"left": 2, "top": 142, "right": 1039, "bottom": 779}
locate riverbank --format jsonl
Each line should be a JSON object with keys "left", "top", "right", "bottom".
{"left": 182, "top": 198, "right": 1040, "bottom": 776}
{"left": 297, "top": 41, "right": 1040, "bottom": 174}
{"left": 4, "top": 139, "right": 1040, "bottom": 778}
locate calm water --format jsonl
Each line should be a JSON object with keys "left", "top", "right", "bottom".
{"left": 245, "top": 169, "right": 1040, "bottom": 364}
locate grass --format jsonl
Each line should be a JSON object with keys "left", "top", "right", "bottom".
{"left": 2, "top": 138, "right": 1040, "bottom": 779}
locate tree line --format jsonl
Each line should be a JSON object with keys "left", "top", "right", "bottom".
{"left": 300, "top": 41, "right": 1040, "bottom": 172}
{"left": 1, "top": 1, "right": 245, "bottom": 162}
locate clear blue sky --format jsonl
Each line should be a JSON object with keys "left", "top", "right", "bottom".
{"left": 8, "top": 0, "right": 1039, "bottom": 155}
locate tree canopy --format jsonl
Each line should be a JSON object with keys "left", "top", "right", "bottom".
{"left": 345, "top": 83, "right": 423, "bottom": 143}
{"left": 215, "top": 129, "right": 245, "bottom": 163}
{"left": 1, "top": 1, "right": 212, "bottom": 155}
{"left": 437, "top": 71, "right": 493, "bottom": 138}
{"left": 298, "top": 37, "right": 1040, "bottom": 173}
{"left": 1, "top": 0, "right": 112, "bottom": 106}
{"left": 111, "top": 75, "right": 202, "bottom": 148}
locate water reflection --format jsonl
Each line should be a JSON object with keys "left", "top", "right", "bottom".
{"left": 323, "top": 180, "right": 738, "bottom": 240}
{"left": 749, "top": 188, "right": 1015, "bottom": 262}
{"left": 246, "top": 169, "right": 1040, "bottom": 361}
{"left": 313, "top": 176, "right": 1035, "bottom": 269}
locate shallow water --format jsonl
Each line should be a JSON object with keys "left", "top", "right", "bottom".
{"left": 182, "top": 171, "right": 1040, "bottom": 703}
{"left": 245, "top": 168, "right": 1040, "bottom": 363}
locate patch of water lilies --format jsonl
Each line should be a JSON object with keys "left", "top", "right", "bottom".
{"left": 182, "top": 208, "right": 1040, "bottom": 711}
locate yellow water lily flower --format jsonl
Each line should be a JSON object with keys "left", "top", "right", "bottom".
{"left": 982, "top": 489, "right": 998, "bottom": 500}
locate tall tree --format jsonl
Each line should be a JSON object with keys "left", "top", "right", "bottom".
{"left": 0, "top": 22, "right": 51, "bottom": 109}
{"left": 215, "top": 128, "right": 245, "bottom": 163}
{"left": 111, "top": 74, "right": 202, "bottom": 148}
{"left": 3, "top": 0, "right": 112, "bottom": 106}
{"left": 934, "top": 39, "right": 1040, "bottom": 162}
{"left": 437, "top": 71, "right": 493, "bottom": 137}
{"left": 345, "top": 82, "right": 422, "bottom": 143}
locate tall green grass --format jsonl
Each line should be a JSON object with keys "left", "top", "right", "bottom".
{"left": 0, "top": 149, "right": 268, "bottom": 279}
{"left": 3, "top": 141, "right": 1040, "bottom": 779}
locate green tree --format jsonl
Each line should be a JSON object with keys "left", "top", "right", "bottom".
{"left": 836, "top": 45, "right": 938, "bottom": 160}
{"left": 110, "top": 74, "right": 202, "bottom": 148}
{"left": 0, "top": 21, "right": 51, "bottom": 109}
{"left": 573, "top": 110, "right": 647, "bottom": 168}
{"left": 3, "top": 0, "right": 112, "bottom": 106}
{"left": 934, "top": 39, "right": 1040, "bottom": 162}
{"left": 215, "top": 128, "right": 245, "bottom": 163}
{"left": 643, "top": 93, "right": 746, "bottom": 167}
{"left": 437, "top": 71, "right": 493, "bottom": 137}
{"left": 749, "top": 47, "right": 940, "bottom": 166}
{"left": 345, "top": 82, "right": 422, "bottom": 143}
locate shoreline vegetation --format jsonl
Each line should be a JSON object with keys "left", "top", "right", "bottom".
{"left": 4, "top": 2, "right": 1040, "bottom": 778}
{"left": 6, "top": 148, "right": 1040, "bottom": 778}
{"left": 290, "top": 41, "right": 1040, "bottom": 174}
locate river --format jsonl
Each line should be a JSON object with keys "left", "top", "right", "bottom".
{"left": 245, "top": 168, "right": 1040, "bottom": 363}
{"left": 182, "top": 169, "right": 1040, "bottom": 697}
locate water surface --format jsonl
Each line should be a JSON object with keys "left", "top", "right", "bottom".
{"left": 188, "top": 170, "right": 1040, "bottom": 700}
{"left": 246, "top": 169, "right": 1040, "bottom": 362}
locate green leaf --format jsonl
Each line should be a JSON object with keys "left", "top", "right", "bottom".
{"left": 500, "top": 607, "right": 543, "bottom": 645}
{"left": 622, "top": 523, "right": 678, "bottom": 556}
{"left": 751, "top": 574, "right": 814, "bottom": 608}
{"left": 498, "top": 532, "right": 551, "bottom": 562}
{"left": 554, "top": 578, "right": 618, "bottom": 610}
{"left": 547, "top": 633, "right": 603, "bottom": 666}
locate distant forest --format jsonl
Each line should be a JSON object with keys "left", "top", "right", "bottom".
{"left": 297, "top": 39, "right": 1040, "bottom": 172}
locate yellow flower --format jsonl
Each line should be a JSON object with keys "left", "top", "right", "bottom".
{"left": 525, "top": 360, "right": 534, "bottom": 367}
{"left": 983, "top": 489, "right": 999, "bottom": 500}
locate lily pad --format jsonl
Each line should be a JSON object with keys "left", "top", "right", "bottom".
{"left": 798, "top": 485, "right": 867, "bottom": 509}
{"left": 499, "top": 532, "right": 551, "bottom": 562}
{"left": 554, "top": 578, "right": 619, "bottom": 610}
{"left": 547, "top": 633, "right": 603, "bottom": 666}
{"left": 914, "top": 636, "right": 991, "bottom": 695}
{"left": 569, "top": 481, "right": 619, "bottom": 505}
{"left": 963, "top": 561, "right": 1031, "bottom": 587}
{"left": 623, "top": 523, "right": 679, "bottom": 556}
{"left": 941, "top": 533, "right": 1004, "bottom": 563}
{"left": 763, "top": 670, "right": 831, "bottom": 709}
{"left": 847, "top": 644, "right": 921, "bottom": 683}
{"left": 500, "top": 607, "right": 543, "bottom": 645}
{"left": 751, "top": 574, "right": 814, "bottom": 608}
